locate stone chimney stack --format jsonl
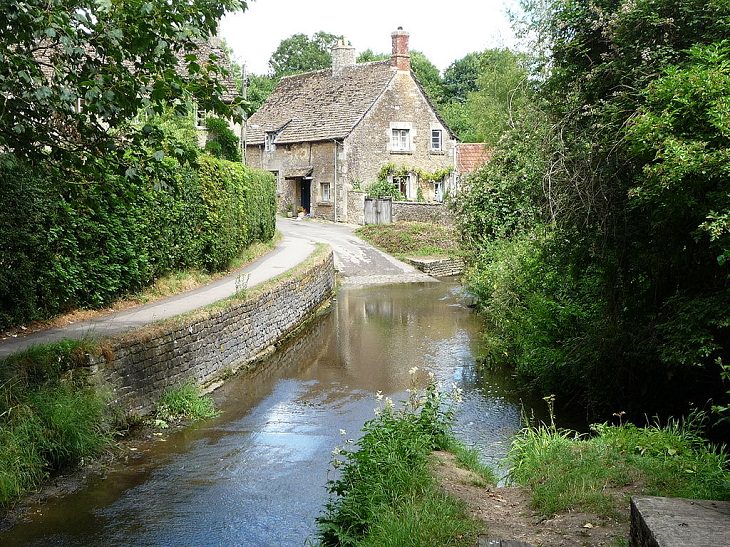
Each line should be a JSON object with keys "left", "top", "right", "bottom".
{"left": 391, "top": 27, "right": 410, "bottom": 71}
{"left": 331, "top": 38, "right": 356, "bottom": 75}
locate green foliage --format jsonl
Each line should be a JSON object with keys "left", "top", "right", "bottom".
{"left": 441, "top": 49, "right": 532, "bottom": 144}
{"left": 0, "top": 0, "right": 246, "bottom": 170}
{"left": 155, "top": 383, "right": 217, "bottom": 423}
{"left": 356, "top": 222, "right": 460, "bottom": 260}
{"left": 508, "top": 410, "right": 730, "bottom": 517}
{"left": 247, "top": 73, "right": 277, "bottom": 113}
{"left": 268, "top": 31, "right": 340, "bottom": 78}
{"left": 0, "top": 340, "right": 111, "bottom": 505}
{"left": 356, "top": 50, "right": 389, "bottom": 63}
{"left": 204, "top": 116, "right": 241, "bottom": 162}
{"left": 0, "top": 151, "right": 275, "bottom": 329}
{"left": 365, "top": 179, "right": 404, "bottom": 200}
{"left": 410, "top": 50, "right": 445, "bottom": 105}
{"left": 456, "top": 0, "right": 730, "bottom": 418}
{"left": 317, "top": 381, "right": 481, "bottom": 546}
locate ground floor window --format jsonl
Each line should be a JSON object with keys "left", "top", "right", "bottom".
{"left": 320, "top": 182, "right": 331, "bottom": 202}
{"left": 434, "top": 180, "right": 444, "bottom": 202}
{"left": 391, "top": 173, "right": 415, "bottom": 200}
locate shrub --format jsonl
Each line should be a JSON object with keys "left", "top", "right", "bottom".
{"left": 317, "top": 379, "right": 481, "bottom": 546}
{"left": 0, "top": 152, "right": 275, "bottom": 329}
{"left": 204, "top": 116, "right": 241, "bottom": 162}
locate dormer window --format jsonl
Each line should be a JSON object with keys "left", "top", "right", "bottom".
{"left": 265, "top": 132, "right": 275, "bottom": 152}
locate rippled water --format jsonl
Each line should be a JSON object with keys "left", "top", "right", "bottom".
{"left": 1, "top": 282, "right": 565, "bottom": 546}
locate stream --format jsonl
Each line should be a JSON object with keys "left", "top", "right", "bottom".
{"left": 1, "top": 281, "right": 569, "bottom": 546}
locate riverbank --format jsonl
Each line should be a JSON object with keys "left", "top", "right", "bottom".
{"left": 0, "top": 244, "right": 334, "bottom": 509}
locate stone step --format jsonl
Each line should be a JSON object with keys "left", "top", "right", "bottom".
{"left": 631, "top": 496, "right": 730, "bottom": 546}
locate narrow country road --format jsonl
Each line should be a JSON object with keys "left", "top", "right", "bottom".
{"left": 0, "top": 219, "right": 433, "bottom": 357}
{"left": 277, "top": 218, "right": 433, "bottom": 285}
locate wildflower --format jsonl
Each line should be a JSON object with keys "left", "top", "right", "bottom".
{"left": 385, "top": 397, "right": 394, "bottom": 410}
{"left": 339, "top": 428, "right": 347, "bottom": 436}
{"left": 408, "top": 366, "right": 419, "bottom": 375}
{"left": 374, "top": 407, "right": 381, "bottom": 416}
{"left": 375, "top": 390, "right": 383, "bottom": 401}
{"left": 428, "top": 372, "right": 435, "bottom": 380}
{"left": 331, "top": 446, "right": 342, "bottom": 456}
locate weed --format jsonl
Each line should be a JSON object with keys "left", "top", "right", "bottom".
{"left": 155, "top": 383, "right": 217, "bottom": 424}
{"left": 356, "top": 222, "right": 460, "bottom": 260}
{"left": 507, "top": 401, "right": 730, "bottom": 517}
{"left": 317, "top": 377, "right": 483, "bottom": 546}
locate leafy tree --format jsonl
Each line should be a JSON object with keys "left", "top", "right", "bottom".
{"left": 0, "top": 0, "right": 246, "bottom": 170}
{"left": 247, "top": 73, "right": 276, "bottom": 113}
{"left": 269, "top": 31, "right": 340, "bottom": 78}
{"left": 204, "top": 116, "right": 241, "bottom": 162}
{"left": 457, "top": 0, "right": 730, "bottom": 419}
{"left": 410, "top": 50, "right": 445, "bottom": 105}
{"left": 443, "top": 51, "right": 485, "bottom": 103}
{"left": 442, "top": 49, "right": 530, "bottom": 144}
{"left": 356, "top": 49, "right": 389, "bottom": 63}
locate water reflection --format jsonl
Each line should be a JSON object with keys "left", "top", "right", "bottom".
{"left": 1, "top": 282, "right": 553, "bottom": 546}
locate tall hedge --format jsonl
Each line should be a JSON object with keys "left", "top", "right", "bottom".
{"left": 0, "top": 154, "right": 275, "bottom": 330}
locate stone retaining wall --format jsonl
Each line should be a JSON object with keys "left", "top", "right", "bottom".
{"left": 392, "top": 202, "right": 454, "bottom": 226}
{"left": 407, "top": 257, "right": 464, "bottom": 277}
{"left": 90, "top": 248, "right": 335, "bottom": 415}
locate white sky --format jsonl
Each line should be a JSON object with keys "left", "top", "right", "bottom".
{"left": 220, "top": 0, "right": 521, "bottom": 76}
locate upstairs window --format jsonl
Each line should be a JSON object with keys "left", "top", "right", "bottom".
{"left": 264, "top": 132, "right": 275, "bottom": 152}
{"left": 195, "top": 106, "right": 207, "bottom": 128}
{"left": 431, "top": 129, "right": 442, "bottom": 151}
{"left": 391, "top": 128, "right": 411, "bottom": 152}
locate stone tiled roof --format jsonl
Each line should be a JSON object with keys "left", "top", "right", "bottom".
{"left": 247, "top": 61, "right": 396, "bottom": 145}
{"left": 457, "top": 143, "right": 493, "bottom": 174}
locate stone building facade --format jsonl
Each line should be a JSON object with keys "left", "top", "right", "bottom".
{"left": 245, "top": 28, "right": 457, "bottom": 223}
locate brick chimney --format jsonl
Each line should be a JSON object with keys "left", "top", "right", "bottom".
{"left": 391, "top": 27, "right": 410, "bottom": 71}
{"left": 331, "top": 38, "right": 356, "bottom": 75}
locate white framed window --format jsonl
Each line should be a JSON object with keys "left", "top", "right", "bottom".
{"left": 431, "top": 129, "right": 442, "bottom": 151}
{"left": 320, "top": 182, "right": 331, "bottom": 202}
{"left": 391, "top": 128, "right": 410, "bottom": 152}
{"left": 195, "top": 106, "right": 207, "bottom": 128}
{"left": 264, "top": 132, "right": 275, "bottom": 152}
{"left": 390, "top": 173, "right": 415, "bottom": 200}
{"left": 434, "top": 180, "right": 444, "bottom": 202}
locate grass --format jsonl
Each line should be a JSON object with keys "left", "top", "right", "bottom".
{"left": 128, "top": 236, "right": 280, "bottom": 305}
{"left": 445, "top": 438, "right": 497, "bottom": 487}
{"left": 356, "top": 222, "right": 460, "bottom": 260}
{"left": 507, "top": 411, "right": 730, "bottom": 518}
{"left": 317, "top": 381, "right": 486, "bottom": 546}
{"left": 0, "top": 340, "right": 113, "bottom": 505}
{"left": 155, "top": 383, "right": 217, "bottom": 424}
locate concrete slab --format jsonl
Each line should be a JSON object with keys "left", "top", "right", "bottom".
{"left": 630, "top": 496, "right": 730, "bottom": 547}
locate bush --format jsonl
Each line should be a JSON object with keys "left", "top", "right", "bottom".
{"left": 0, "top": 340, "right": 111, "bottom": 505}
{"left": 508, "top": 409, "right": 730, "bottom": 517}
{"left": 0, "top": 152, "right": 275, "bottom": 329}
{"left": 204, "top": 116, "right": 241, "bottom": 162}
{"left": 317, "top": 379, "right": 481, "bottom": 546}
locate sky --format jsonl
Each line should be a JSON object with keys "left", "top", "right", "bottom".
{"left": 219, "top": 0, "right": 521, "bottom": 76}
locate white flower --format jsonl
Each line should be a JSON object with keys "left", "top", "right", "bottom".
{"left": 428, "top": 372, "right": 435, "bottom": 380}
{"left": 339, "top": 429, "right": 347, "bottom": 436}
{"left": 408, "top": 366, "right": 419, "bottom": 375}
{"left": 375, "top": 390, "right": 383, "bottom": 401}
{"left": 331, "top": 446, "right": 342, "bottom": 456}
{"left": 374, "top": 407, "right": 381, "bottom": 416}
{"left": 385, "top": 397, "right": 394, "bottom": 410}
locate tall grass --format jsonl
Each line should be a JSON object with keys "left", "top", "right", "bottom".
{"left": 155, "top": 383, "right": 217, "bottom": 424}
{"left": 317, "top": 379, "right": 485, "bottom": 546}
{"left": 508, "top": 403, "right": 730, "bottom": 517}
{"left": 0, "top": 340, "right": 111, "bottom": 505}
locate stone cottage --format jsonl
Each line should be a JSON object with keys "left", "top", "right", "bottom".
{"left": 245, "top": 28, "right": 457, "bottom": 223}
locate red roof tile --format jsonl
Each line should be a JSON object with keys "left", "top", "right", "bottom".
{"left": 457, "top": 143, "right": 492, "bottom": 175}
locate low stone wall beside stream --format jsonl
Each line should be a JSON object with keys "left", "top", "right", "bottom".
{"left": 90, "top": 247, "right": 335, "bottom": 416}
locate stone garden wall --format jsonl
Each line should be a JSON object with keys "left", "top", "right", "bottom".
{"left": 90, "top": 248, "right": 335, "bottom": 415}
{"left": 392, "top": 202, "right": 454, "bottom": 226}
